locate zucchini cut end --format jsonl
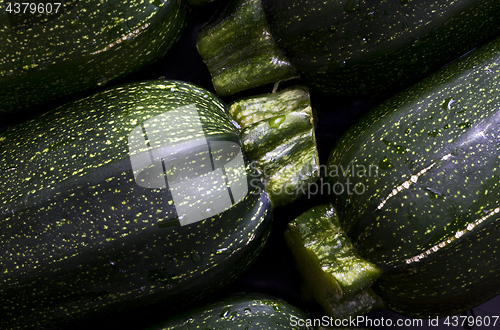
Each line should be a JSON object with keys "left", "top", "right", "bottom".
{"left": 285, "top": 203, "right": 385, "bottom": 318}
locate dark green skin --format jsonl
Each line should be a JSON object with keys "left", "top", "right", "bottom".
{"left": 326, "top": 32, "right": 500, "bottom": 317}
{"left": 0, "top": 80, "right": 272, "bottom": 329}
{"left": 148, "top": 293, "right": 315, "bottom": 330}
{"left": 0, "top": 0, "right": 185, "bottom": 115}
{"left": 261, "top": 0, "right": 500, "bottom": 96}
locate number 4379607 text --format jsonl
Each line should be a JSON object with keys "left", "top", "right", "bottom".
{"left": 6, "top": 2, "right": 62, "bottom": 14}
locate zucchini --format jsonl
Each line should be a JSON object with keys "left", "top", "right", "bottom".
{"left": 197, "top": 0, "right": 500, "bottom": 96}
{"left": 285, "top": 27, "right": 500, "bottom": 318}
{"left": 0, "top": 0, "right": 185, "bottom": 115}
{"left": 0, "top": 80, "right": 319, "bottom": 329}
{"left": 147, "top": 293, "right": 316, "bottom": 329}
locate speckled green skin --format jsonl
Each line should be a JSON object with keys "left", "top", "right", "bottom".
{"left": 147, "top": 293, "right": 315, "bottom": 329}
{"left": 0, "top": 0, "right": 185, "bottom": 114}
{"left": 263, "top": 0, "right": 500, "bottom": 95}
{"left": 326, "top": 33, "right": 500, "bottom": 317}
{"left": 198, "top": 0, "right": 500, "bottom": 96}
{"left": 0, "top": 80, "right": 272, "bottom": 329}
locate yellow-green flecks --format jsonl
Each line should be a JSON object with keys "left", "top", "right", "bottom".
{"left": 324, "top": 33, "right": 500, "bottom": 317}
{"left": 147, "top": 294, "right": 315, "bottom": 330}
{"left": 208, "top": 0, "right": 500, "bottom": 96}
{"left": 0, "top": 80, "right": 273, "bottom": 329}
{"left": 0, "top": 0, "right": 185, "bottom": 114}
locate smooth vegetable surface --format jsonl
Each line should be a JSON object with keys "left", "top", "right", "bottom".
{"left": 0, "top": 80, "right": 273, "bottom": 329}
{"left": 198, "top": 0, "right": 500, "bottom": 96}
{"left": 286, "top": 27, "right": 500, "bottom": 318}
{"left": 3, "top": 0, "right": 500, "bottom": 328}
{"left": 0, "top": 0, "right": 185, "bottom": 114}
{"left": 147, "top": 293, "right": 316, "bottom": 329}
{"left": 0, "top": 78, "right": 321, "bottom": 329}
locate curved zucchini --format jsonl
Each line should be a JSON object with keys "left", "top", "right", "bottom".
{"left": 148, "top": 293, "right": 316, "bottom": 330}
{"left": 0, "top": 80, "right": 319, "bottom": 329}
{"left": 0, "top": 0, "right": 185, "bottom": 115}
{"left": 285, "top": 28, "right": 500, "bottom": 318}
{"left": 197, "top": 0, "right": 500, "bottom": 96}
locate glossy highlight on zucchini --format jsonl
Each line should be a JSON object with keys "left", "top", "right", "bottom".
{"left": 0, "top": 0, "right": 185, "bottom": 114}
{"left": 286, "top": 29, "right": 500, "bottom": 318}
{"left": 147, "top": 293, "right": 316, "bottom": 330}
{"left": 0, "top": 80, "right": 272, "bottom": 329}
{"left": 197, "top": 0, "right": 500, "bottom": 96}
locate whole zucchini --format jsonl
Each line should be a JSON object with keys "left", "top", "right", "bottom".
{"left": 197, "top": 0, "right": 500, "bottom": 96}
{"left": 0, "top": 0, "right": 185, "bottom": 115}
{"left": 0, "top": 80, "right": 319, "bottom": 329}
{"left": 285, "top": 25, "right": 500, "bottom": 318}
